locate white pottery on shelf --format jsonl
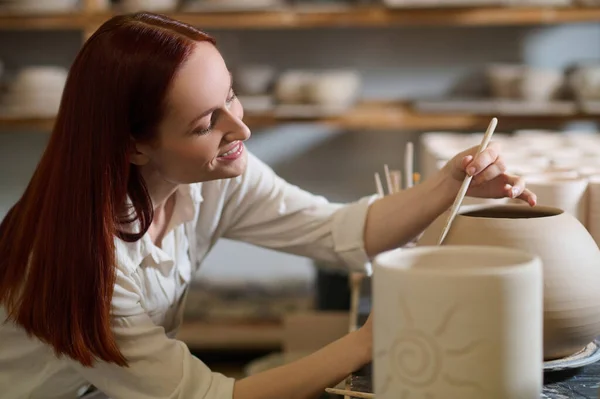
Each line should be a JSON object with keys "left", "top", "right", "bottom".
{"left": 486, "top": 64, "right": 525, "bottom": 99}
{"left": 520, "top": 68, "right": 564, "bottom": 102}
{"left": 233, "top": 65, "right": 276, "bottom": 96}
{"left": 418, "top": 204, "right": 600, "bottom": 360}
{"left": 569, "top": 64, "right": 600, "bottom": 101}
{"left": 304, "top": 70, "right": 361, "bottom": 107}
{"left": 0, "top": 66, "right": 68, "bottom": 117}
{"left": 274, "top": 69, "right": 361, "bottom": 109}
{"left": 274, "top": 70, "right": 316, "bottom": 104}
{"left": 120, "top": 0, "right": 178, "bottom": 12}
{"left": 373, "top": 246, "right": 543, "bottom": 399}
{"left": 0, "top": 0, "right": 79, "bottom": 13}
{"left": 486, "top": 64, "right": 564, "bottom": 101}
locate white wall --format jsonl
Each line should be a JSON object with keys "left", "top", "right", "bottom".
{"left": 1, "top": 23, "right": 599, "bottom": 284}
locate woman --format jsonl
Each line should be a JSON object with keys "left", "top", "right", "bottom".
{"left": 0, "top": 12, "right": 535, "bottom": 399}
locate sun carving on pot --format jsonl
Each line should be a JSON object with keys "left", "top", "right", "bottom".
{"left": 375, "top": 297, "right": 486, "bottom": 398}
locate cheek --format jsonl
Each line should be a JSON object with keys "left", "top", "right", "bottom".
{"left": 155, "top": 137, "right": 216, "bottom": 173}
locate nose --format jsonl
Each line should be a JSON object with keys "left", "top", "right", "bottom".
{"left": 221, "top": 107, "right": 251, "bottom": 143}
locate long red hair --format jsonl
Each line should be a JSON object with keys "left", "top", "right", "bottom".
{"left": 0, "top": 13, "right": 215, "bottom": 367}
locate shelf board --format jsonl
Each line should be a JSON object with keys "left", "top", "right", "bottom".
{"left": 0, "top": 116, "right": 55, "bottom": 131}
{"left": 2, "top": 6, "right": 600, "bottom": 31}
{"left": 177, "top": 320, "right": 283, "bottom": 350}
{"left": 0, "top": 12, "right": 87, "bottom": 30}
{"left": 2, "top": 101, "right": 599, "bottom": 133}
{"left": 244, "top": 101, "right": 600, "bottom": 130}
{"left": 169, "top": 6, "right": 600, "bottom": 29}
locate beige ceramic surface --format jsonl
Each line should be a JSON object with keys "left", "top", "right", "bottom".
{"left": 418, "top": 204, "right": 600, "bottom": 360}
{"left": 587, "top": 175, "right": 600, "bottom": 248}
{"left": 522, "top": 175, "right": 589, "bottom": 225}
{"left": 373, "top": 246, "right": 543, "bottom": 399}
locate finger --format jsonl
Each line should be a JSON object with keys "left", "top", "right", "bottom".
{"left": 461, "top": 155, "right": 473, "bottom": 170}
{"left": 505, "top": 176, "right": 537, "bottom": 206}
{"left": 471, "top": 159, "right": 507, "bottom": 186}
{"left": 518, "top": 189, "right": 537, "bottom": 207}
{"left": 466, "top": 146, "right": 499, "bottom": 176}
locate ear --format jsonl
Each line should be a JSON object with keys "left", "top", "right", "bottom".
{"left": 129, "top": 141, "right": 151, "bottom": 166}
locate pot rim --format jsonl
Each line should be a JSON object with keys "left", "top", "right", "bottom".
{"left": 456, "top": 203, "right": 565, "bottom": 219}
{"left": 374, "top": 245, "right": 541, "bottom": 277}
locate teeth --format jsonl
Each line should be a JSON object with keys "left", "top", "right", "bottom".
{"left": 221, "top": 143, "right": 239, "bottom": 157}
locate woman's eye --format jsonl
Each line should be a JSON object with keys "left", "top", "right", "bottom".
{"left": 226, "top": 91, "right": 237, "bottom": 107}
{"left": 194, "top": 125, "right": 211, "bottom": 135}
{"left": 193, "top": 92, "right": 236, "bottom": 135}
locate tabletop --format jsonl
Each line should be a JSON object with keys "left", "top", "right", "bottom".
{"left": 348, "top": 284, "right": 600, "bottom": 398}
{"left": 348, "top": 360, "right": 600, "bottom": 398}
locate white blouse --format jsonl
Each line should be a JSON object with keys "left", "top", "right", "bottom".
{"left": 0, "top": 151, "right": 375, "bottom": 399}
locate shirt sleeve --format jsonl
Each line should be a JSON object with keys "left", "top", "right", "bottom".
{"left": 71, "top": 268, "right": 235, "bottom": 399}
{"left": 219, "top": 151, "right": 378, "bottom": 273}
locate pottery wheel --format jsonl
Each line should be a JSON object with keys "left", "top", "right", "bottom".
{"left": 544, "top": 339, "right": 600, "bottom": 372}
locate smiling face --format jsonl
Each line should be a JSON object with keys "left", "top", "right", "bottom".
{"left": 133, "top": 41, "right": 251, "bottom": 184}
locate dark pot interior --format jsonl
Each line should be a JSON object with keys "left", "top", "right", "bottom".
{"left": 462, "top": 205, "right": 562, "bottom": 219}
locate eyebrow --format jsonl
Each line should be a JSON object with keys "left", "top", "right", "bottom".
{"left": 187, "top": 71, "right": 234, "bottom": 129}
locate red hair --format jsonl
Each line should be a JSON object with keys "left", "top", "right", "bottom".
{"left": 0, "top": 13, "right": 215, "bottom": 367}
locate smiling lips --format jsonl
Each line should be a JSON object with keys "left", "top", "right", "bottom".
{"left": 217, "top": 141, "right": 244, "bottom": 160}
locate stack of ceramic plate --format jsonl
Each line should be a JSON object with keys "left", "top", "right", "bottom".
{"left": 119, "top": 0, "right": 179, "bottom": 12}
{"left": 0, "top": 0, "right": 79, "bottom": 13}
{"left": 0, "top": 66, "right": 68, "bottom": 118}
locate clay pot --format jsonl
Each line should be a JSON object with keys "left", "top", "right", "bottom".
{"left": 418, "top": 204, "right": 600, "bottom": 360}
{"left": 373, "top": 246, "right": 543, "bottom": 399}
{"left": 523, "top": 175, "right": 589, "bottom": 225}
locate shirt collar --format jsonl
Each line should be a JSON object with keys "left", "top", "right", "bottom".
{"left": 119, "top": 184, "right": 203, "bottom": 274}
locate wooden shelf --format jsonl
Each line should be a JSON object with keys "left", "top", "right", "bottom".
{"left": 244, "top": 100, "right": 600, "bottom": 130}
{"left": 2, "top": 101, "right": 599, "bottom": 133}
{"left": 2, "top": 6, "right": 600, "bottom": 31}
{"left": 177, "top": 320, "right": 283, "bottom": 350}
{"left": 168, "top": 6, "right": 600, "bottom": 29}
{"left": 0, "top": 12, "right": 87, "bottom": 30}
{"left": 0, "top": 116, "right": 55, "bottom": 131}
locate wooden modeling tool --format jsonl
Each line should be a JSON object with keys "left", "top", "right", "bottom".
{"left": 383, "top": 164, "right": 393, "bottom": 195}
{"left": 405, "top": 141, "right": 414, "bottom": 189}
{"left": 437, "top": 117, "right": 498, "bottom": 245}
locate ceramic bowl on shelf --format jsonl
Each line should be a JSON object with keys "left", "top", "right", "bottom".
{"left": 0, "top": 0, "right": 79, "bottom": 13}
{"left": 233, "top": 65, "right": 276, "bottom": 96}
{"left": 520, "top": 68, "right": 564, "bottom": 102}
{"left": 184, "top": 0, "right": 282, "bottom": 11}
{"left": 0, "top": 65, "right": 67, "bottom": 118}
{"left": 486, "top": 64, "right": 564, "bottom": 101}
{"left": 274, "top": 70, "right": 317, "bottom": 104}
{"left": 568, "top": 64, "right": 600, "bottom": 101}
{"left": 486, "top": 64, "right": 525, "bottom": 99}
{"left": 305, "top": 70, "right": 361, "bottom": 107}
{"left": 119, "top": 0, "right": 179, "bottom": 12}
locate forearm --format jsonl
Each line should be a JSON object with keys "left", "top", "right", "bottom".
{"left": 363, "top": 170, "right": 458, "bottom": 257}
{"left": 233, "top": 330, "right": 370, "bottom": 399}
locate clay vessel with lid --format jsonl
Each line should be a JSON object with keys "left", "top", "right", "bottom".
{"left": 418, "top": 204, "right": 600, "bottom": 360}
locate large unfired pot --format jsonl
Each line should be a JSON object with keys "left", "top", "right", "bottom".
{"left": 418, "top": 204, "right": 600, "bottom": 360}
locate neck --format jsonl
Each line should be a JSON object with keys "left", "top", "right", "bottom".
{"left": 138, "top": 164, "right": 178, "bottom": 211}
